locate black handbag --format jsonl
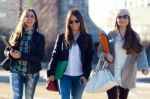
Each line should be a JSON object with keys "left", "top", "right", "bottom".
{"left": 0, "top": 57, "right": 11, "bottom": 71}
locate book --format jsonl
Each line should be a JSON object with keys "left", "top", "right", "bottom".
{"left": 0, "top": 34, "right": 12, "bottom": 49}
{"left": 99, "top": 32, "right": 110, "bottom": 53}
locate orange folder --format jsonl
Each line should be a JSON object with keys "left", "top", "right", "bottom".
{"left": 99, "top": 32, "right": 110, "bottom": 53}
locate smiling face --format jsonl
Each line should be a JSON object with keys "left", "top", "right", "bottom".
{"left": 116, "top": 14, "right": 129, "bottom": 28}
{"left": 116, "top": 9, "right": 130, "bottom": 28}
{"left": 69, "top": 15, "right": 80, "bottom": 34}
{"left": 24, "top": 11, "right": 36, "bottom": 29}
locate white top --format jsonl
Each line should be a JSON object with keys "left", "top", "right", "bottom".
{"left": 64, "top": 34, "right": 83, "bottom": 76}
{"left": 114, "top": 34, "right": 128, "bottom": 85}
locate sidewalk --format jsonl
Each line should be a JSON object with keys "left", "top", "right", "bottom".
{"left": 0, "top": 69, "right": 150, "bottom": 99}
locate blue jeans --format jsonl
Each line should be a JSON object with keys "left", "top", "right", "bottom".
{"left": 58, "top": 75, "right": 85, "bottom": 99}
{"left": 10, "top": 72, "right": 39, "bottom": 99}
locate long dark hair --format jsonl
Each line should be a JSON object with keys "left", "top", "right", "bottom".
{"left": 9, "top": 8, "right": 39, "bottom": 46}
{"left": 64, "top": 8, "right": 88, "bottom": 48}
{"left": 115, "top": 16, "right": 142, "bottom": 54}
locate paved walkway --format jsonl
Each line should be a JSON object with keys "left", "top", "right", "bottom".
{"left": 0, "top": 69, "right": 150, "bottom": 99}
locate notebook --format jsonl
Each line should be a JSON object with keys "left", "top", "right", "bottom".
{"left": 99, "top": 32, "right": 110, "bottom": 53}
{"left": 0, "top": 34, "right": 12, "bottom": 49}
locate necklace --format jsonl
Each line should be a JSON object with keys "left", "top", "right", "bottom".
{"left": 118, "top": 29, "right": 125, "bottom": 44}
{"left": 119, "top": 29, "right": 125, "bottom": 40}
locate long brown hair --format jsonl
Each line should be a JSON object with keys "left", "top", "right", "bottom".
{"left": 9, "top": 8, "right": 39, "bottom": 46}
{"left": 64, "top": 8, "right": 88, "bottom": 48}
{"left": 115, "top": 16, "right": 142, "bottom": 54}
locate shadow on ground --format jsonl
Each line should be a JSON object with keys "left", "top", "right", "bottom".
{"left": 136, "top": 78, "right": 150, "bottom": 83}
{"left": 0, "top": 75, "right": 9, "bottom": 83}
{"left": 0, "top": 75, "right": 45, "bottom": 84}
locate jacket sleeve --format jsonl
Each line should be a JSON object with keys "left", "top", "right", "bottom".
{"left": 83, "top": 35, "right": 94, "bottom": 79}
{"left": 137, "top": 50, "right": 149, "bottom": 71}
{"left": 47, "top": 34, "right": 63, "bottom": 77}
{"left": 21, "top": 34, "right": 45, "bottom": 62}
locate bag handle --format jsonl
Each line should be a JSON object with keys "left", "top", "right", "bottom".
{"left": 95, "top": 53, "right": 108, "bottom": 72}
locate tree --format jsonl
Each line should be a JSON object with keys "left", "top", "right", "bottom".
{"left": 18, "top": 0, "right": 23, "bottom": 18}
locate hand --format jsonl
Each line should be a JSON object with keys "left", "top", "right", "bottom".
{"left": 142, "top": 41, "right": 150, "bottom": 47}
{"left": 46, "top": 75, "right": 55, "bottom": 88}
{"left": 9, "top": 50, "right": 21, "bottom": 59}
{"left": 142, "top": 70, "right": 149, "bottom": 75}
{"left": 105, "top": 53, "right": 113, "bottom": 63}
{"left": 47, "top": 75, "right": 55, "bottom": 82}
{"left": 80, "top": 76, "right": 87, "bottom": 85}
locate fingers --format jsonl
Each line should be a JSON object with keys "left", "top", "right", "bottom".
{"left": 10, "top": 50, "right": 21, "bottom": 59}
{"left": 80, "top": 77, "right": 87, "bottom": 85}
{"left": 105, "top": 53, "right": 113, "bottom": 62}
{"left": 142, "top": 70, "right": 149, "bottom": 75}
{"left": 47, "top": 75, "right": 54, "bottom": 82}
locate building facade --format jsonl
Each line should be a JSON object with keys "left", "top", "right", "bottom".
{"left": 0, "top": 0, "right": 150, "bottom": 60}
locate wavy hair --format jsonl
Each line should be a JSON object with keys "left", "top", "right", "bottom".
{"left": 9, "top": 8, "right": 39, "bottom": 46}
{"left": 115, "top": 15, "right": 142, "bottom": 54}
{"left": 64, "top": 8, "right": 88, "bottom": 48}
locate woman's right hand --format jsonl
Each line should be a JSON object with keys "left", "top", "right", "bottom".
{"left": 47, "top": 75, "right": 55, "bottom": 82}
{"left": 9, "top": 50, "right": 21, "bottom": 59}
{"left": 105, "top": 53, "right": 113, "bottom": 63}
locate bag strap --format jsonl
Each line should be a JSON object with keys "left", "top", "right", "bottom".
{"left": 95, "top": 53, "right": 108, "bottom": 72}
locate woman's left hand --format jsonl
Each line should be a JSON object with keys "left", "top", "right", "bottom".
{"left": 80, "top": 76, "right": 87, "bottom": 85}
{"left": 142, "top": 70, "right": 149, "bottom": 75}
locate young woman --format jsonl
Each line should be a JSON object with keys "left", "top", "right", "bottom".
{"left": 47, "top": 9, "right": 94, "bottom": 99}
{"left": 4, "top": 8, "right": 45, "bottom": 99}
{"left": 98, "top": 9, "right": 149, "bottom": 99}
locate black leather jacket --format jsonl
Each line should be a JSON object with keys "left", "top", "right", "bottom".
{"left": 47, "top": 33, "right": 94, "bottom": 79}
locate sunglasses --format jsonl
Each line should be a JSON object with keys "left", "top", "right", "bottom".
{"left": 117, "top": 15, "right": 128, "bottom": 19}
{"left": 69, "top": 20, "right": 80, "bottom": 24}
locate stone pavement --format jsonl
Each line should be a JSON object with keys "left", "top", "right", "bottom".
{"left": 0, "top": 69, "right": 150, "bottom": 99}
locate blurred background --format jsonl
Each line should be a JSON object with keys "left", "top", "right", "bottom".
{"left": 0, "top": 0, "right": 150, "bottom": 98}
{"left": 0, "top": 0, "right": 150, "bottom": 64}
